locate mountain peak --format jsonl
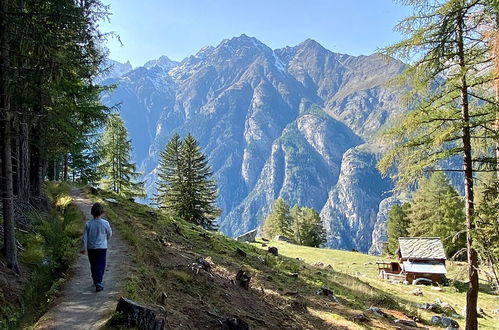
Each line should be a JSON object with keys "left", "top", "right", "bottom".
{"left": 298, "top": 39, "right": 326, "bottom": 51}
{"left": 218, "top": 34, "right": 268, "bottom": 51}
{"left": 143, "top": 55, "right": 178, "bottom": 71}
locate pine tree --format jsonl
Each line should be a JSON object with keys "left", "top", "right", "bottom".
{"left": 407, "top": 173, "right": 466, "bottom": 259}
{"left": 155, "top": 133, "right": 220, "bottom": 229}
{"left": 262, "top": 198, "right": 293, "bottom": 239}
{"left": 386, "top": 203, "right": 410, "bottom": 255}
{"left": 99, "top": 114, "right": 144, "bottom": 198}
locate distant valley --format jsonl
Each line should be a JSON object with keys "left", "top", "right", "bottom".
{"left": 100, "top": 34, "right": 408, "bottom": 254}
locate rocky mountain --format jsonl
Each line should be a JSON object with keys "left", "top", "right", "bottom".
{"left": 99, "top": 59, "right": 133, "bottom": 81}
{"left": 100, "top": 35, "right": 408, "bottom": 253}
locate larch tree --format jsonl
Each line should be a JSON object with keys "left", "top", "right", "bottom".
{"left": 99, "top": 114, "right": 144, "bottom": 198}
{"left": 262, "top": 198, "right": 293, "bottom": 239}
{"left": 297, "top": 207, "right": 326, "bottom": 248}
{"left": 379, "top": 0, "right": 499, "bottom": 327}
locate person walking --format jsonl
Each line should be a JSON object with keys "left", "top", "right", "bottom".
{"left": 81, "top": 202, "right": 112, "bottom": 292}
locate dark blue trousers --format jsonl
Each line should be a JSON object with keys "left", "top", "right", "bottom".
{"left": 87, "top": 249, "right": 107, "bottom": 286}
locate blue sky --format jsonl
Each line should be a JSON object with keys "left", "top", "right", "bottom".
{"left": 100, "top": 0, "right": 410, "bottom": 67}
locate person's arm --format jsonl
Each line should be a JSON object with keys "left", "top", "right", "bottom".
{"left": 80, "top": 222, "right": 88, "bottom": 253}
{"left": 107, "top": 222, "right": 112, "bottom": 240}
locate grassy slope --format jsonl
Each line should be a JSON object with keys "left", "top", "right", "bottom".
{"left": 261, "top": 241, "right": 499, "bottom": 329}
{"left": 0, "top": 183, "right": 86, "bottom": 329}
{"left": 90, "top": 189, "right": 456, "bottom": 330}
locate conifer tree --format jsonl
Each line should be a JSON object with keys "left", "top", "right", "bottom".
{"left": 1, "top": 0, "right": 110, "bottom": 274}
{"left": 290, "top": 205, "right": 303, "bottom": 244}
{"left": 155, "top": 133, "right": 184, "bottom": 209}
{"left": 99, "top": 114, "right": 144, "bottom": 198}
{"left": 262, "top": 198, "right": 293, "bottom": 239}
{"left": 156, "top": 133, "right": 220, "bottom": 229}
{"left": 378, "top": 2, "right": 499, "bottom": 326}
{"left": 386, "top": 203, "right": 410, "bottom": 255}
{"left": 298, "top": 207, "right": 327, "bottom": 247}
{"left": 474, "top": 174, "right": 499, "bottom": 291}
{"left": 407, "top": 173, "right": 466, "bottom": 259}
{"left": 180, "top": 134, "right": 220, "bottom": 228}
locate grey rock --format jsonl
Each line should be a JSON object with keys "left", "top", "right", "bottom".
{"left": 431, "top": 315, "right": 442, "bottom": 325}
{"left": 440, "top": 302, "right": 456, "bottom": 314}
{"left": 367, "top": 306, "right": 387, "bottom": 317}
{"left": 394, "top": 319, "right": 417, "bottom": 327}
{"left": 432, "top": 315, "right": 459, "bottom": 328}
{"left": 441, "top": 317, "right": 459, "bottom": 328}
{"left": 410, "top": 288, "right": 423, "bottom": 296}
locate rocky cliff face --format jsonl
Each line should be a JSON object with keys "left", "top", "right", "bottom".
{"left": 101, "top": 35, "right": 408, "bottom": 253}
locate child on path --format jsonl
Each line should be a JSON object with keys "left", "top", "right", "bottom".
{"left": 80, "top": 202, "right": 112, "bottom": 292}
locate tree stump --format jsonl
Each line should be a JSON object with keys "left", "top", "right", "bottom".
{"left": 115, "top": 297, "right": 166, "bottom": 330}
{"left": 236, "top": 270, "right": 251, "bottom": 290}
{"left": 222, "top": 317, "right": 250, "bottom": 330}
{"left": 235, "top": 248, "right": 247, "bottom": 257}
{"left": 268, "top": 246, "right": 278, "bottom": 256}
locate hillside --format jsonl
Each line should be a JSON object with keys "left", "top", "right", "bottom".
{"left": 84, "top": 189, "right": 498, "bottom": 329}
{"left": 100, "top": 35, "right": 408, "bottom": 254}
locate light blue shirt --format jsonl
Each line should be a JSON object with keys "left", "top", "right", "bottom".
{"left": 82, "top": 218, "right": 112, "bottom": 250}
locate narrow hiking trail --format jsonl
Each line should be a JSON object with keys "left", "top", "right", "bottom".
{"left": 35, "top": 189, "right": 131, "bottom": 330}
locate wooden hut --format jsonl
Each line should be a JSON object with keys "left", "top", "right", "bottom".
{"left": 377, "top": 237, "right": 447, "bottom": 284}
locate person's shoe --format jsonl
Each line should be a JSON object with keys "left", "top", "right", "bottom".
{"left": 96, "top": 283, "right": 104, "bottom": 292}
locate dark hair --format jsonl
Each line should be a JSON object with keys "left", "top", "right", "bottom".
{"left": 91, "top": 202, "right": 105, "bottom": 218}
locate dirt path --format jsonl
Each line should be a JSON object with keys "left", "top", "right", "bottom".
{"left": 35, "top": 189, "right": 131, "bottom": 330}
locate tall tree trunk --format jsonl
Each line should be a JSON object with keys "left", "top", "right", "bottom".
{"left": 19, "top": 121, "right": 30, "bottom": 202}
{"left": 12, "top": 119, "right": 19, "bottom": 196}
{"left": 29, "top": 124, "right": 43, "bottom": 202}
{"left": 1, "top": 120, "right": 19, "bottom": 273}
{"left": 0, "top": 0, "right": 19, "bottom": 272}
{"left": 63, "top": 154, "right": 68, "bottom": 181}
{"left": 30, "top": 74, "right": 43, "bottom": 202}
{"left": 495, "top": 14, "right": 499, "bottom": 180}
{"left": 457, "top": 14, "right": 478, "bottom": 330}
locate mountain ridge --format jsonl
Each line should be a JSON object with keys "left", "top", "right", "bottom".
{"left": 101, "top": 34, "right": 408, "bottom": 254}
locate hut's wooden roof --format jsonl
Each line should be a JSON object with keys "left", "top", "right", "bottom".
{"left": 398, "top": 237, "right": 446, "bottom": 260}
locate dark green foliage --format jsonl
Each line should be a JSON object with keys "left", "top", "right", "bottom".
{"left": 291, "top": 205, "right": 326, "bottom": 247}
{"left": 155, "top": 133, "right": 220, "bottom": 229}
{"left": 262, "top": 198, "right": 293, "bottom": 239}
{"left": 386, "top": 203, "right": 410, "bottom": 255}
{"left": 264, "top": 200, "right": 325, "bottom": 247}
{"left": 99, "top": 114, "right": 145, "bottom": 198}
{"left": 475, "top": 175, "right": 499, "bottom": 291}
{"left": 155, "top": 133, "right": 184, "bottom": 210}
{"left": 407, "top": 172, "right": 466, "bottom": 259}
